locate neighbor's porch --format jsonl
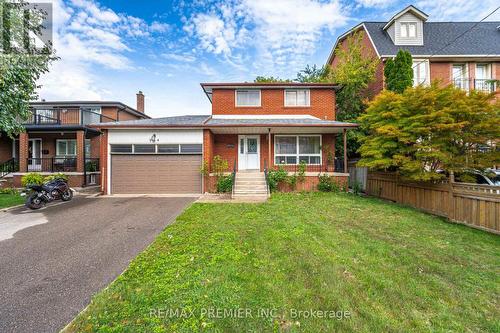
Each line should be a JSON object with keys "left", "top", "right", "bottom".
{"left": 202, "top": 126, "right": 352, "bottom": 192}
{"left": 0, "top": 129, "right": 101, "bottom": 187}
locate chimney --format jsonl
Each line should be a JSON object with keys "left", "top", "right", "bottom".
{"left": 136, "top": 91, "right": 145, "bottom": 113}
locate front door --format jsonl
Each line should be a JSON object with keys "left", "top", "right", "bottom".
{"left": 238, "top": 135, "right": 260, "bottom": 170}
{"left": 28, "top": 139, "right": 42, "bottom": 171}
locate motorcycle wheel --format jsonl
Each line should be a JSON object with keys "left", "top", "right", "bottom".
{"left": 61, "top": 189, "right": 73, "bottom": 201}
{"left": 26, "top": 194, "right": 45, "bottom": 210}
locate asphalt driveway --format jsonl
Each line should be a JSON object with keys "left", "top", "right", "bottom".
{"left": 0, "top": 195, "right": 196, "bottom": 333}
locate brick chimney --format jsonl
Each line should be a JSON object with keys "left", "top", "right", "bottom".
{"left": 136, "top": 91, "right": 145, "bottom": 113}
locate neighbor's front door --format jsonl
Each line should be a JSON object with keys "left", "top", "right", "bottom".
{"left": 238, "top": 135, "right": 260, "bottom": 170}
{"left": 28, "top": 139, "right": 42, "bottom": 171}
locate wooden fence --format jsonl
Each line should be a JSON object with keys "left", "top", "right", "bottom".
{"left": 366, "top": 172, "right": 500, "bottom": 234}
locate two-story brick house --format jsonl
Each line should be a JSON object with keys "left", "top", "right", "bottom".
{"left": 94, "top": 83, "right": 357, "bottom": 197}
{"left": 0, "top": 92, "right": 149, "bottom": 187}
{"left": 327, "top": 5, "right": 500, "bottom": 95}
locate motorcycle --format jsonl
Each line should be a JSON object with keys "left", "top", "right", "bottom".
{"left": 23, "top": 178, "right": 73, "bottom": 210}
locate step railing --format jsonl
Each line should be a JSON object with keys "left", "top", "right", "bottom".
{"left": 0, "top": 158, "right": 18, "bottom": 178}
{"left": 231, "top": 158, "right": 237, "bottom": 199}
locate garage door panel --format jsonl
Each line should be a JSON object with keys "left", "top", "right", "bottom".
{"left": 111, "top": 155, "right": 201, "bottom": 194}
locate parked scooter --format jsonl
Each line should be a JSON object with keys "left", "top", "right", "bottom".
{"left": 23, "top": 178, "right": 73, "bottom": 210}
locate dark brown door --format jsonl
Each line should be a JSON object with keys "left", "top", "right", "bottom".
{"left": 111, "top": 154, "right": 202, "bottom": 194}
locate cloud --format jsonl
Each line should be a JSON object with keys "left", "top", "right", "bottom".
{"left": 355, "top": 0, "right": 395, "bottom": 8}
{"left": 183, "top": 0, "right": 348, "bottom": 74}
{"left": 416, "top": 0, "right": 500, "bottom": 21}
{"left": 38, "top": 0, "right": 169, "bottom": 101}
{"left": 161, "top": 53, "right": 196, "bottom": 62}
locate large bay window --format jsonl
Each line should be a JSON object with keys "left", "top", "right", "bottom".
{"left": 275, "top": 135, "right": 321, "bottom": 165}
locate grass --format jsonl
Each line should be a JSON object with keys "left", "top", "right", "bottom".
{"left": 66, "top": 193, "right": 500, "bottom": 333}
{"left": 0, "top": 192, "right": 24, "bottom": 209}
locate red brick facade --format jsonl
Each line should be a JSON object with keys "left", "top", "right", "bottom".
{"left": 211, "top": 88, "right": 336, "bottom": 120}
{"left": 329, "top": 26, "right": 500, "bottom": 97}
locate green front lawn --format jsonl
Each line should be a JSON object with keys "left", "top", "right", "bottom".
{"left": 0, "top": 193, "right": 24, "bottom": 209}
{"left": 66, "top": 193, "right": 499, "bottom": 332}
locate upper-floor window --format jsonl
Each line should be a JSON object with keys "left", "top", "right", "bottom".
{"left": 81, "top": 107, "right": 101, "bottom": 124}
{"left": 452, "top": 64, "right": 468, "bottom": 91}
{"left": 285, "top": 89, "right": 310, "bottom": 107}
{"left": 475, "top": 64, "right": 494, "bottom": 92}
{"left": 236, "top": 90, "right": 261, "bottom": 107}
{"left": 412, "top": 60, "right": 428, "bottom": 86}
{"left": 400, "top": 22, "right": 417, "bottom": 38}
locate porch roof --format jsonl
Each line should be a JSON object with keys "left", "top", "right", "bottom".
{"left": 91, "top": 115, "right": 358, "bottom": 133}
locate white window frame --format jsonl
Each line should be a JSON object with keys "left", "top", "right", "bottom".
{"left": 56, "top": 139, "right": 77, "bottom": 156}
{"left": 274, "top": 135, "right": 322, "bottom": 165}
{"left": 284, "top": 89, "right": 310, "bottom": 107}
{"left": 412, "top": 59, "right": 430, "bottom": 86}
{"left": 400, "top": 22, "right": 417, "bottom": 38}
{"left": 235, "top": 90, "right": 261, "bottom": 107}
{"left": 452, "top": 63, "right": 469, "bottom": 91}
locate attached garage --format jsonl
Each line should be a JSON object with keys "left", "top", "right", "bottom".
{"left": 106, "top": 128, "right": 204, "bottom": 195}
{"left": 111, "top": 154, "right": 202, "bottom": 194}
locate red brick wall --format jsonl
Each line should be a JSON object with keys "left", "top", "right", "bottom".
{"left": 430, "top": 62, "right": 451, "bottom": 87}
{"left": 100, "top": 130, "right": 108, "bottom": 194}
{"left": 213, "top": 134, "right": 238, "bottom": 168}
{"left": 0, "top": 136, "right": 13, "bottom": 162}
{"left": 329, "top": 28, "right": 383, "bottom": 98}
{"left": 211, "top": 88, "right": 336, "bottom": 120}
{"left": 277, "top": 175, "right": 348, "bottom": 192}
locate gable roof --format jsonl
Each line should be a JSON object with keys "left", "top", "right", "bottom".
{"left": 382, "top": 5, "right": 428, "bottom": 30}
{"left": 364, "top": 21, "right": 500, "bottom": 57}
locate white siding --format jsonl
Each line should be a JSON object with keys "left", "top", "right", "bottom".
{"left": 395, "top": 12, "right": 423, "bottom": 46}
{"left": 107, "top": 129, "right": 203, "bottom": 144}
{"left": 387, "top": 23, "right": 396, "bottom": 43}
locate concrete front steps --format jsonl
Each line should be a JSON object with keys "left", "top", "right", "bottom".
{"left": 232, "top": 171, "right": 269, "bottom": 201}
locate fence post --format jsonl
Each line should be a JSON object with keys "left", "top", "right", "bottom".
{"left": 448, "top": 172, "right": 455, "bottom": 221}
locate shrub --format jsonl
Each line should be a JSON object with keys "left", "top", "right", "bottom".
{"left": 318, "top": 174, "right": 340, "bottom": 192}
{"left": 0, "top": 187, "right": 18, "bottom": 195}
{"left": 85, "top": 161, "right": 98, "bottom": 172}
{"left": 267, "top": 167, "right": 288, "bottom": 192}
{"left": 21, "top": 173, "right": 45, "bottom": 187}
{"left": 212, "top": 155, "right": 229, "bottom": 177}
{"left": 216, "top": 175, "right": 233, "bottom": 193}
{"left": 199, "top": 160, "right": 209, "bottom": 176}
{"left": 352, "top": 180, "right": 362, "bottom": 195}
{"left": 44, "top": 173, "right": 68, "bottom": 182}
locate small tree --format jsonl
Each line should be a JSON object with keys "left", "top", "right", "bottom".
{"left": 0, "top": 0, "right": 58, "bottom": 137}
{"left": 384, "top": 49, "right": 413, "bottom": 93}
{"left": 358, "top": 83, "right": 500, "bottom": 181}
{"left": 326, "top": 31, "right": 379, "bottom": 157}
{"left": 295, "top": 64, "right": 330, "bottom": 83}
{"left": 254, "top": 76, "right": 291, "bottom": 83}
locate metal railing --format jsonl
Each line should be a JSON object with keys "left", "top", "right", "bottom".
{"left": 0, "top": 158, "right": 18, "bottom": 178}
{"left": 27, "top": 157, "right": 78, "bottom": 172}
{"left": 231, "top": 158, "right": 237, "bottom": 199}
{"left": 264, "top": 159, "right": 270, "bottom": 197}
{"left": 452, "top": 78, "right": 497, "bottom": 93}
{"left": 24, "top": 108, "right": 117, "bottom": 126}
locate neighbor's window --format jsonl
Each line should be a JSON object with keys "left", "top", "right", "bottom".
{"left": 275, "top": 135, "right": 321, "bottom": 165}
{"left": 285, "top": 89, "right": 310, "bottom": 107}
{"left": 56, "top": 139, "right": 77, "bottom": 156}
{"left": 81, "top": 107, "right": 101, "bottom": 124}
{"left": 400, "top": 22, "right": 417, "bottom": 38}
{"left": 236, "top": 90, "right": 261, "bottom": 107}
{"left": 412, "top": 60, "right": 428, "bottom": 86}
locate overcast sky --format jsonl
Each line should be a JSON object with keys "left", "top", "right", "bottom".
{"left": 37, "top": 0, "right": 500, "bottom": 118}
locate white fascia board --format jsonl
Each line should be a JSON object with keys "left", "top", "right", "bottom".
{"left": 210, "top": 115, "right": 320, "bottom": 120}
{"left": 326, "top": 23, "right": 380, "bottom": 65}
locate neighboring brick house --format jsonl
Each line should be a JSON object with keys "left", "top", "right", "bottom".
{"left": 327, "top": 5, "right": 500, "bottom": 96}
{"left": 94, "top": 83, "right": 357, "bottom": 197}
{"left": 0, "top": 92, "right": 149, "bottom": 187}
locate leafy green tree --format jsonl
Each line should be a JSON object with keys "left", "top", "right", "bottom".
{"left": 326, "top": 31, "right": 379, "bottom": 157}
{"left": 358, "top": 83, "right": 500, "bottom": 181}
{"left": 384, "top": 49, "right": 413, "bottom": 93}
{"left": 295, "top": 64, "right": 330, "bottom": 83}
{"left": 0, "top": 0, "right": 57, "bottom": 137}
{"left": 254, "top": 76, "right": 291, "bottom": 83}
